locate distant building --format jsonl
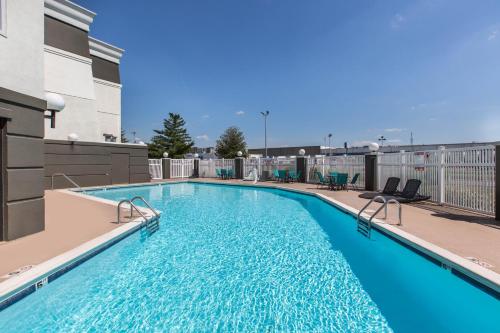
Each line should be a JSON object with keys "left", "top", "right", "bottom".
{"left": 249, "top": 141, "right": 500, "bottom": 157}
{"left": 248, "top": 146, "right": 322, "bottom": 157}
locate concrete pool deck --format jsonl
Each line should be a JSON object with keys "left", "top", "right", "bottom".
{"left": 0, "top": 179, "right": 499, "bottom": 283}
{"left": 0, "top": 191, "right": 127, "bottom": 279}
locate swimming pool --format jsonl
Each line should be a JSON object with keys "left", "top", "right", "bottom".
{"left": 0, "top": 182, "right": 498, "bottom": 332}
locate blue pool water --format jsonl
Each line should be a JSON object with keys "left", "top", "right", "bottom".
{"left": 0, "top": 183, "right": 499, "bottom": 332}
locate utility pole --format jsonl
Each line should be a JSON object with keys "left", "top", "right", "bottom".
{"left": 260, "top": 110, "right": 270, "bottom": 157}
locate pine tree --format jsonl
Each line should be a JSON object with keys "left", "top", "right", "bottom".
{"left": 215, "top": 126, "right": 247, "bottom": 158}
{"left": 148, "top": 113, "right": 194, "bottom": 158}
{"left": 120, "top": 129, "right": 129, "bottom": 143}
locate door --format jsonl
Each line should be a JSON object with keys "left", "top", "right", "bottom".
{"left": 111, "top": 153, "right": 129, "bottom": 184}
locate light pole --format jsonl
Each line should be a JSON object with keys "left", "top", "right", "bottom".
{"left": 328, "top": 133, "right": 332, "bottom": 156}
{"left": 260, "top": 110, "right": 270, "bottom": 157}
{"left": 378, "top": 135, "right": 387, "bottom": 147}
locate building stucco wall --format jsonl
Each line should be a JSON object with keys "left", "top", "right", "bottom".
{"left": 0, "top": 0, "right": 45, "bottom": 99}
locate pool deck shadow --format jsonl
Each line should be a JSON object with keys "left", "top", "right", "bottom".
{"left": 192, "top": 178, "right": 500, "bottom": 274}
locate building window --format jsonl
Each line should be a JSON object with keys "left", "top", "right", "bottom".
{"left": 103, "top": 133, "right": 117, "bottom": 142}
{"left": 0, "top": 0, "right": 6, "bottom": 37}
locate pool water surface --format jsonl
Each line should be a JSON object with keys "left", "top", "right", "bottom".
{"left": 0, "top": 183, "right": 498, "bottom": 332}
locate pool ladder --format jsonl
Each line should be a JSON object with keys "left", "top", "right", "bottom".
{"left": 357, "top": 196, "right": 402, "bottom": 238}
{"left": 117, "top": 196, "right": 161, "bottom": 232}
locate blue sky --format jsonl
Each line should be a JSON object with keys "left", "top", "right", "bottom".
{"left": 79, "top": 0, "right": 500, "bottom": 148}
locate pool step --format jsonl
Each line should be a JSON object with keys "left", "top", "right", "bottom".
{"left": 357, "top": 219, "right": 371, "bottom": 238}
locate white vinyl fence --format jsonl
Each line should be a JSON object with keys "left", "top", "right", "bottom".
{"left": 170, "top": 159, "right": 194, "bottom": 178}
{"left": 198, "top": 159, "right": 235, "bottom": 178}
{"left": 148, "top": 159, "right": 162, "bottom": 179}
{"left": 377, "top": 146, "right": 496, "bottom": 215}
{"left": 307, "top": 156, "right": 365, "bottom": 187}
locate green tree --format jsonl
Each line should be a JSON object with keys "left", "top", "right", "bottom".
{"left": 148, "top": 113, "right": 194, "bottom": 158}
{"left": 120, "top": 129, "right": 129, "bottom": 143}
{"left": 215, "top": 126, "right": 247, "bottom": 158}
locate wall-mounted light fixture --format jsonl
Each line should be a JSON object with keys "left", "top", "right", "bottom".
{"left": 68, "top": 133, "right": 79, "bottom": 143}
{"left": 45, "top": 92, "right": 65, "bottom": 128}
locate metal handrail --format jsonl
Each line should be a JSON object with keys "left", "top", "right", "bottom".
{"left": 51, "top": 173, "right": 83, "bottom": 191}
{"left": 367, "top": 198, "right": 402, "bottom": 226}
{"left": 357, "top": 195, "right": 388, "bottom": 222}
{"left": 117, "top": 196, "right": 160, "bottom": 224}
{"left": 117, "top": 200, "right": 150, "bottom": 224}
{"left": 357, "top": 195, "right": 403, "bottom": 237}
{"left": 130, "top": 196, "right": 160, "bottom": 217}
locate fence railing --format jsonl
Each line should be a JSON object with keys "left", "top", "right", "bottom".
{"left": 377, "top": 146, "right": 496, "bottom": 215}
{"left": 148, "top": 159, "right": 162, "bottom": 179}
{"left": 199, "top": 159, "right": 235, "bottom": 178}
{"left": 170, "top": 159, "right": 194, "bottom": 178}
{"left": 307, "top": 156, "right": 365, "bottom": 187}
{"left": 147, "top": 147, "right": 496, "bottom": 215}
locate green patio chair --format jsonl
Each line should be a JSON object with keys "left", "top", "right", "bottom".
{"left": 220, "top": 168, "right": 228, "bottom": 179}
{"left": 215, "top": 168, "right": 221, "bottom": 179}
{"left": 227, "top": 169, "right": 234, "bottom": 179}
{"left": 289, "top": 170, "right": 301, "bottom": 182}
{"left": 349, "top": 173, "right": 360, "bottom": 190}
{"left": 273, "top": 169, "right": 280, "bottom": 180}
{"left": 278, "top": 170, "right": 287, "bottom": 182}
{"left": 315, "top": 171, "right": 329, "bottom": 188}
{"left": 331, "top": 173, "right": 348, "bottom": 191}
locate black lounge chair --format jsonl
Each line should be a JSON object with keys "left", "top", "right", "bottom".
{"left": 374, "top": 179, "right": 430, "bottom": 203}
{"left": 359, "top": 177, "right": 400, "bottom": 199}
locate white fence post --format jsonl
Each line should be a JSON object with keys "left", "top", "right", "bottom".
{"left": 400, "top": 150, "right": 406, "bottom": 192}
{"left": 438, "top": 146, "right": 446, "bottom": 204}
{"left": 376, "top": 152, "right": 383, "bottom": 191}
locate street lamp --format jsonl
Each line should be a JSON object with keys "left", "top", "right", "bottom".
{"left": 260, "top": 110, "right": 270, "bottom": 157}
{"left": 328, "top": 133, "right": 332, "bottom": 156}
{"left": 378, "top": 135, "right": 387, "bottom": 147}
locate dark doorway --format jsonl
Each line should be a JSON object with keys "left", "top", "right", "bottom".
{"left": 111, "top": 153, "right": 129, "bottom": 184}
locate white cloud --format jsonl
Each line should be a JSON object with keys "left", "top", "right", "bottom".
{"left": 391, "top": 14, "right": 405, "bottom": 29}
{"left": 201, "top": 114, "right": 209, "bottom": 119}
{"left": 235, "top": 110, "right": 245, "bottom": 116}
{"left": 488, "top": 30, "right": 497, "bottom": 41}
{"left": 384, "top": 128, "right": 404, "bottom": 133}
{"left": 196, "top": 134, "right": 209, "bottom": 141}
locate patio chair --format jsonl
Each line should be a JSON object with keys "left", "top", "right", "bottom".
{"left": 315, "top": 171, "right": 329, "bottom": 188}
{"left": 273, "top": 169, "right": 280, "bottom": 180}
{"left": 227, "top": 169, "right": 234, "bottom": 179}
{"left": 375, "top": 179, "right": 430, "bottom": 203}
{"left": 359, "top": 177, "right": 400, "bottom": 199}
{"left": 349, "top": 173, "right": 360, "bottom": 190}
{"left": 277, "top": 170, "right": 287, "bottom": 182}
{"left": 288, "top": 170, "right": 300, "bottom": 182}
{"left": 220, "top": 168, "right": 228, "bottom": 179}
{"left": 291, "top": 170, "right": 301, "bottom": 182}
{"left": 330, "top": 173, "right": 348, "bottom": 191}
{"left": 215, "top": 168, "right": 221, "bottom": 179}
